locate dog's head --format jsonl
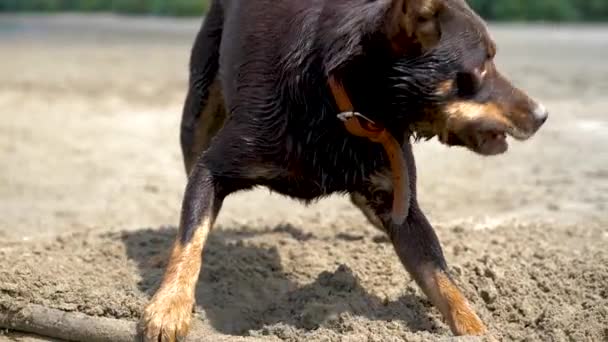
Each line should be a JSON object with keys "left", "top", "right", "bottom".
{"left": 330, "top": 0, "right": 548, "bottom": 156}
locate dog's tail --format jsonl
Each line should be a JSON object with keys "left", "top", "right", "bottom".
{"left": 180, "top": 0, "right": 224, "bottom": 174}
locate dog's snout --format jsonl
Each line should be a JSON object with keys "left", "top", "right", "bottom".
{"left": 533, "top": 103, "right": 549, "bottom": 129}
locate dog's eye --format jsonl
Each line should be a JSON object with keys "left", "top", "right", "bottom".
{"left": 455, "top": 72, "right": 480, "bottom": 98}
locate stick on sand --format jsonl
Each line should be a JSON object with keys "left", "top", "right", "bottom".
{"left": 0, "top": 303, "right": 264, "bottom": 341}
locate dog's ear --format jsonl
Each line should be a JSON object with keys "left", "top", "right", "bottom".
{"left": 387, "top": 0, "right": 443, "bottom": 55}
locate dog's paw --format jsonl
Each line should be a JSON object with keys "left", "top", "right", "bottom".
{"left": 139, "top": 290, "right": 194, "bottom": 342}
{"left": 448, "top": 307, "right": 487, "bottom": 336}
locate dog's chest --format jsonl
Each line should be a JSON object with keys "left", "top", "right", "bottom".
{"left": 261, "top": 134, "right": 391, "bottom": 200}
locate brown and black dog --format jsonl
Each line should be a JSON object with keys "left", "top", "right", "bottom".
{"left": 140, "top": 0, "right": 548, "bottom": 340}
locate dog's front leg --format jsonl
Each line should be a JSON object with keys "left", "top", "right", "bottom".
{"left": 139, "top": 162, "right": 224, "bottom": 342}
{"left": 355, "top": 144, "right": 487, "bottom": 336}
{"left": 386, "top": 204, "right": 487, "bottom": 336}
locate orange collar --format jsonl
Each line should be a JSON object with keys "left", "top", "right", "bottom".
{"left": 328, "top": 77, "right": 409, "bottom": 225}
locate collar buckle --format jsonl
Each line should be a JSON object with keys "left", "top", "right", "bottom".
{"left": 337, "top": 111, "right": 377, "bottom": 125}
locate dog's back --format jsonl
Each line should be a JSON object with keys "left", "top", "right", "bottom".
{"left": 181, "top": 0, "right": 313, "bottom": 174}
{"left": 180, "top": 0, "right": 225, "bottom": 173}
{"left": 182, "top": 0, "right": 397, "bottom": 198}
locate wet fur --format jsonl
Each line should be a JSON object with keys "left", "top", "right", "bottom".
{"left": 141, "top": 0, "right": 511, "bottom": 340}
{"left": 184, "top": 0, "right": 466, "bottom": 196}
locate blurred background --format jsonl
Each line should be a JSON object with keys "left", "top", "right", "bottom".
{"left": 0, "top": 0, "right": 209, "bottom": 16}
{"left": 1, "top": 0, "right": 608, "bottom": 21}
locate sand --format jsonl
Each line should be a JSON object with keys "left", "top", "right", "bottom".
{"left": 0, "top": 15, "right": 606, "bottom": 342}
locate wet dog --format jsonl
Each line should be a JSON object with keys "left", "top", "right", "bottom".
{"left": 140, "top": 0, "right": 548, "bottom": 340}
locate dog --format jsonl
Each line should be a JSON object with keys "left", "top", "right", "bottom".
{"left": 140, "top": 0, "right": 548, "bottom": 340}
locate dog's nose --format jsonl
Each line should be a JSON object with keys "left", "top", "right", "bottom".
{"left": 533, "top": 103, "right": 549, "bottom": 128}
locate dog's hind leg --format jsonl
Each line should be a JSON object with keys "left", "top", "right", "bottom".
{"left": 139, "top": 160, "right": 229, "bottom": 342}
{"left": 354, "top": 144, "right": 487, "bottom": 337}
{"left": 181, "top": 0, "right": 227, "bottom": 175}
{"left": 140, "top": 4, "right": 231, "bottom": 340}
{"left": 182, "top": 80, "right": 227, "bottom": 175}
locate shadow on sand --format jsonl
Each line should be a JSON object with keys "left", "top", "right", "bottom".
{"left": 121, "top": 225, "right": 439, "bottom": 336}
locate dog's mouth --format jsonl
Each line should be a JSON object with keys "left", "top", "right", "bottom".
{"left": 440, "top": 123, "right": 529, "bottom": 156}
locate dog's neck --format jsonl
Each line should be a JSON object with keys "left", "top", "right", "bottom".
{"left": 328, "top": 76, "right": 409, "bottom": 225}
